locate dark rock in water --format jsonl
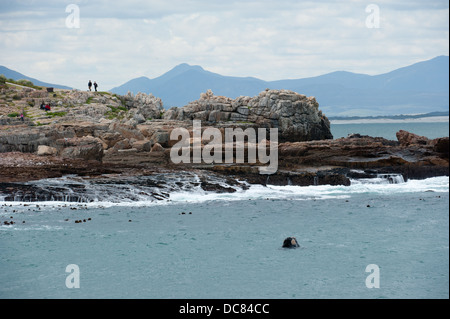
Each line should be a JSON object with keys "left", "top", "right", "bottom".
{"left": 200, "top": 180, "right": 237, "bottom": 193}
{"left": 347, "top": 133, "right": 370, "bottom": 139}
{"left": 433, "top": 137, "right": 449, "bottom": 158}
{"left": 282, "top": 237, "right": 300, "bottom": 248}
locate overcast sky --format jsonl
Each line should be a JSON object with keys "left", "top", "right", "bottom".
{"left": 0, "top": 0, "right": 448, "bottom": 90}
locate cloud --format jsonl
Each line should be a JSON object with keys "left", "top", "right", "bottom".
{"left": 0, "top": 0, "right": 448, "bottom": 90}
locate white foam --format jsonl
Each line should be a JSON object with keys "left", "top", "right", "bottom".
{"left": 166, "top": 176, "right": 448, "bottom": 204}
{"left": 351, "top": 173, "right": 405, "bottom": 185}
{"left": 1, "top": 176, "right": 448, "bottom": 207}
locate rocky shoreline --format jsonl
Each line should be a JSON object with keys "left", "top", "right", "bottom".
{"left": 0, "top": 85, "right": 448, "bottom": 198}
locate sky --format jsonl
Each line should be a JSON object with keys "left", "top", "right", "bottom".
{"left": 0, "top": 0, "right": 448, "bottom": 91}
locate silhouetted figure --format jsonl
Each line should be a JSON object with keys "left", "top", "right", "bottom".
{"left": 88, "top": 80, "right": 92, "bottom": 91}
{"left": 94, "top": 81, "right": 98, "bottom": 92}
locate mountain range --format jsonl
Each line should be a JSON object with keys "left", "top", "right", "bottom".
{"left": 111, "top": 56, "right": 449, "bottom": 116}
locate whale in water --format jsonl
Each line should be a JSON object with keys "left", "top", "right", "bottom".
{"left": 282, "top": 237, "right": 300, "bottom": 248}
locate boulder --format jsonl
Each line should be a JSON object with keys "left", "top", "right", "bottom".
{"left": 151, "top": 142, "right": 165, "bottom": 152}
{"left": 57, "top": 137, "right": 104, "bottom": 161}
{"left": 133, "top": 112, "right": 146, "bottom": 124}
{"left": 132, "top": 140, "right": 152, "bottom": 152}
{"left": 99, "top": 132, "right": 122, "bottom": 149}
{"left": 150, "top": 131, "right": 169, "bottom": 147}
{"left": 111, "top": 138, "right": 132, "bottom": 151}
{"left": 396, "top": 130, "right": 429, "bottom": 146}
{"left": 37, "top": 145, "right": 57, "bottom": 156}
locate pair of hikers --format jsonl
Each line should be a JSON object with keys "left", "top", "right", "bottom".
{"left": 88, "top": 80, "right": 98, "bottom": 92}
{"left": 40, "top": 102, "right": 51, "bottom": 111}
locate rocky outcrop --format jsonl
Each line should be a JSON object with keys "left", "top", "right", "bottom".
{"left": 0, "top": 86, "right": 164, "bottom": 126}
{"left": 37, "top": 145, "right": 57, "bottom": 156}
{"left": 433, "top": 137, "right": 449, "bottom": 158}
{"left": 396, "top": 130, "right": 429, "bottom": 146}
{"left": 0, "top": 129, "right": 48, "bottom": 153}
{"left": 276, "top": 133, "right": 449, "bottom": 180}
{"left": 124, "top": 92, "right": 164, "bottom": 123}
{"left": 396, "top": 130, "right": 449, "bottom": 160}
{"left": 0, "top": 128, "right": 448, "bottom": 184}
{"left": 0, "top": 85, "right": 448, "bottom": 186}
{"left": 164, "top": 89, "right": 332, "bottom": 142}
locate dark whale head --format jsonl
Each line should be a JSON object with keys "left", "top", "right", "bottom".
{"left": 282, "top": 237, "right": 300, "bottom": 248}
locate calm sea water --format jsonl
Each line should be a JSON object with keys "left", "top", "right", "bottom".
{"left": 0, "top": 176, "right": 448, "bottom": 299}
{"left": 331, "top": 121, "right": 449, "bottom": 140}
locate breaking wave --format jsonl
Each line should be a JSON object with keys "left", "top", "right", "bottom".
{"left": 0, "top": 172, "right": 448, "bottom": 207}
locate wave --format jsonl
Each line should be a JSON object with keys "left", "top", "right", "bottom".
{"left": 0, "top": 172, "right": 448, "bottom": 207}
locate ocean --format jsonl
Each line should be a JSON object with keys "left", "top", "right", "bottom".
{"left": 0, "top": 121, "right": 449, "bottom": 299}
{"left": 330, "top": 119, "right": 449, "bottom": 140}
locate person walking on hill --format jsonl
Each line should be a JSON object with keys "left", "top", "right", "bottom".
{"left": 94, "top": 81, "right": 98, "bottom": 92}
{"left": 88, "top": 80, "right": 92, "bottom": 91}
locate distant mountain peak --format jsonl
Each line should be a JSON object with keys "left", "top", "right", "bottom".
{"left": 171, "top": 63, "right": 204, "bottom": 73}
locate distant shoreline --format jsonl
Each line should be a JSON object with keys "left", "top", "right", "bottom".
{"left": 329, "top": 111, "right": 449, "bottom": 124}
{"left": 331, "top": 115, "right": 449, "bottom": 124}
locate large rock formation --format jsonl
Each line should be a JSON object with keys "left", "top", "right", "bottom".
{"left": 0, "top": 85, "right": 447, "bottom": 186}
{"left": 164, "top": 89, "right": 333, "bottom": 142}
